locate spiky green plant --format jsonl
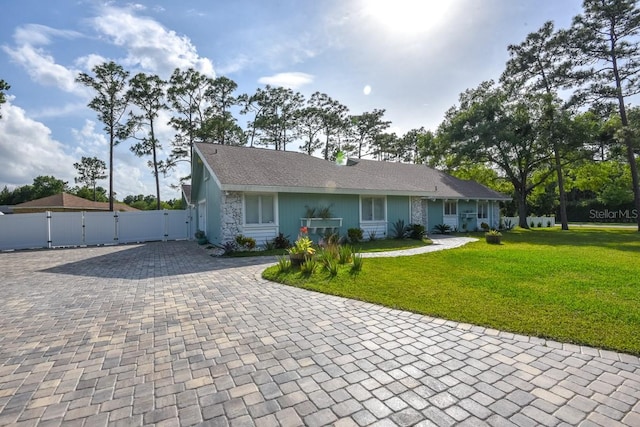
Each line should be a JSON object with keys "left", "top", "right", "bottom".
{"left": 338, "top": 245, "right": 353, "bottom": 264}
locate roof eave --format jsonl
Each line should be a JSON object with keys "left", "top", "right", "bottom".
{"left": 220, "top": 184, "right": 510, "bottom": 200}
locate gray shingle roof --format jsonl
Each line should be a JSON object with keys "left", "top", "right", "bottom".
{"left": 195, "top": 143, "right": 509, "bottom": 200}
{"left": 13, "top": 193, "right": 139, "bottom": 211}
{"left": 181, "top": 185, "right": 192, "bottom": 204}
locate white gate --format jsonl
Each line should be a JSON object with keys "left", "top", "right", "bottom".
{"left": 0, "top": 209, "right": 193, "bottom": 251}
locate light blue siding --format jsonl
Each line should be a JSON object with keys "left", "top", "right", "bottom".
{"left": 428, "top": 200, "right": 444, "bottom": 232}
{"left": 386, "top": 196, "right": 410, "bottom": 235}
{"left": 277, "top": 193, "right": 359, "bottom": 241}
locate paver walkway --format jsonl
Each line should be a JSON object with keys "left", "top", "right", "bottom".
{"left": 360, "top": 236, "right": 478, "bottom": 258}
{"left": 0, "top": 241, "right": 638, "bottom": 427}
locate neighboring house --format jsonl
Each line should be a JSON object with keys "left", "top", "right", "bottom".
{"left": 191, "top": 143, "right": 510, "bottom": 245}
{"left": 181, "top": 184, "right": 192, "bottom": 207}
{"left": 12, "top": 192, "right": 139, "bottom": 213}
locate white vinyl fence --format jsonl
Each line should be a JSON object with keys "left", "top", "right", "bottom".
{"left": 0, "top": 209, "right": 195, "bottom": 251}
{"left": 502, "top": 216, "right": 556, "bottom": 228}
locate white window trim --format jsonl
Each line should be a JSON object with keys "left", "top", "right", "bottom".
{"left": 443, "top": 200, "right": 458, "bottom": 216}
{"left": 243, "top": 193, "right": 278, "bottom": 226}
{"left": 359, "top": 195, "right": 387, "bottom": 222}
{"left": 477, "top": 201, "right": 489, "bottom": 219}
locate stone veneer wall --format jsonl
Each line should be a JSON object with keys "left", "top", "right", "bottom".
{"left": 221, "top": 192, "right": 243, "bottom": 242}
{"left": 411, "top": 197, "right": 424, "bottom": 225}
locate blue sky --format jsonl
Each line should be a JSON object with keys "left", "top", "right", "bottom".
{"left": 0, "top": 0, "right": 583, "bottom": 200}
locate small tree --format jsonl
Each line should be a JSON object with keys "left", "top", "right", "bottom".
{"left": 73, "top": 156, "right": 107, "bottom": 201}
{"left": 348, "top": 109, "right": 390, "bottom": 159}
{"left": 127, "top": 72, "right": 168, "bottom": 210}
{"left": 76, "top": 62, "right": 131, "bottom": 211}
{"left": 0, "top": 79, "right": 9, "bottom": 119}
{"left": 31, "top": 175, "right": 68, "bottom": 199}
{"left": 167, "top": 68, "right": 212, "bottom": 167}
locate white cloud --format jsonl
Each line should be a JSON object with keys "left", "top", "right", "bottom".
{"left": 216, "top": 54, "right": 252, "bottom": 75}
{"left": 92, "top": 5, "right": 215, "bottom": 78}
{"left": 71, "top": 120, "right": 108, "bottom": 156}
{"left": 30, "top": 102, "right": 87, "bottom": 120}
{"left": 13, "top": 24, "right": 82, "bottom": 46}
{"left": 258, "top": 72, "right": 314, "bottom": 89}
{"left": 74, "top": 53, "right": 108, "bottom": 73}
{"left": 0, "top": 101, "right": 76, "bottom": 188}
{"left": 2, "top": 24, "right": 84, "bottom": 95}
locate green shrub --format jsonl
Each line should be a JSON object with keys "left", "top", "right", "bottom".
{"left": 338, "top": 245, "right": 353, "bottom": 264}
{"left": 304, "top": 205, "right": 317, "bottom": 218}
{"left": 501, "top": 219, "right": 514, "bottom": 231}
{"left": 537, "top": 222, "right": 542, "bottom": 228}
{"left": 368, "top": 231, "right": 377, "bottom": 241}
{"left": 235, "top": 234, "right": 256, "bottom": 250}
{"left": 480, "top": 222, "right": 490, "bottom": 231}
{"left": 433, "top": 224, "right": 451, "bottom": 234}
{"left": 276, "top": 256, "right": 291, "bottom": 273}
{"left": 347, "top": 228, "right": 363, "bottom": 243}
{"left": 392, "top": 219, "right": 408, "bottom": 239}
{"left": 300, "top": 258, "right": 317, "bottom": 276}
{"left": 530, "top": 220, "right": 535, "bottom": 228}
{"left": 273, "top": 233, "right": 291, "bottom": 249}
{"left": 350, "top": 252, "right": 364, "bottom": 278}
{"left": 318, "top": 205, "right": 333, "bottom": 219}
{"left": 318, "top": 247, "right": 337, "bottom": 267}
{"left": 407, "top": 224, "right": 426, "bottom": 240}
{"left": 325, "top": 257, "right": 339, "bottom": 277}
{"left": 547, "top": 220, "right": 552, "bottom": 227}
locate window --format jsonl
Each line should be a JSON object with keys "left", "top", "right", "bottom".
{"left": 478, "top": 202, "right": 489, "bottom": 219}
{"left": 361, "top": 196, "right": 386, "bottom": 221}
{"left": 444, "top": 201, "right": 457, "bottom": 216}
{"left": 245, "top": 194, "right": 275, "bottom": 225}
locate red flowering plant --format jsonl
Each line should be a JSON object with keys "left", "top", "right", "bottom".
{"left": 288, "top": 226, "right": 316, "bottom": 256}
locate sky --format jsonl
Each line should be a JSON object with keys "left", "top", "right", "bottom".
{"left": 0, "top": 0, "right": 585, "bottom": 201}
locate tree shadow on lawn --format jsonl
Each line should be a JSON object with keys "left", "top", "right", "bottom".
{"left": 40, "top": 241, "right": 276, "bottom": 280}
{"left": 499, "top": 228, "right": 640, "bottom": 253}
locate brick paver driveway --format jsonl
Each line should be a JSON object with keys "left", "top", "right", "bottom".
{"left": 0, "top": 242, "right": 638, "bottom": 426}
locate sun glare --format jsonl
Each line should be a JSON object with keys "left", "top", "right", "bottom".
{"left": 364, "top": 0, "right": 452, "bottom": 36}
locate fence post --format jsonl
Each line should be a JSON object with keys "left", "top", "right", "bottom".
{"left": 114, "top": 212, "right": 119, "bottom": 243}
{"left": 46, "top": 211, "right": 52, "bottom": 249}
{"left": 163, "top": 210, "right": 169, "bottom": 242}
{"left": 81, "top": 211, "right": 86, "bottom": 244}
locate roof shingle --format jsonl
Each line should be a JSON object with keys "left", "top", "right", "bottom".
{"left": 195, "top": 144, "right": 509, "bottom": 200}
{"left": 13, "top": 193, "right": 139, "bottom": 211}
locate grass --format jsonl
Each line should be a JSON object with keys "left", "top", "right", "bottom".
{"left": 263, "top": 227, "right": 640, "bottom": 355}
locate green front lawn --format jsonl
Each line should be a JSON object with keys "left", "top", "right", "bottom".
{"left": 263, "top": 228, "right": 640, "bottom": 355}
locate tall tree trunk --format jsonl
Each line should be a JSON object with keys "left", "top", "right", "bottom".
{"left": 109, "top": 132, "right": 114, "bottom": 212}
{"left": 516, "top": 189, "right": 529, "bottom": 228}
{"left": 151, "top": 125, "right": 161, "bottom": 211}
{"left": 613, "top": 49, "right": 640, "bottom": 231}
{"left": 553, "top": 142, "right": 569, "bottom": 230}
{"left": 624, "top": 138, "right": 640, "bottom": 231}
